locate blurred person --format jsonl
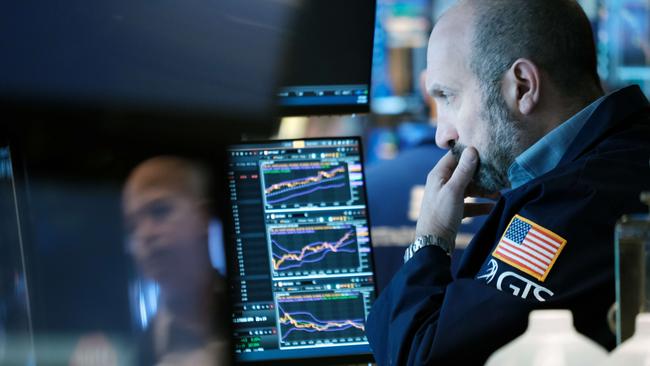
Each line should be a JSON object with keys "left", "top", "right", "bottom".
{"left": 366, "top": 0, "right": 650, "bottom": 364}
{"left": 122, "top": 156, "right": 229, "bottom": 366}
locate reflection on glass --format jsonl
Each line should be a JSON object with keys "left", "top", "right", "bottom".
{"left": 122, "top": 156, "right": 230, "bottom": 366}
{"left": 0, "top": 146, "right": 35, "bottom": 366}
{"left": 129, "top": 279, "right": 160, "bottom": 331}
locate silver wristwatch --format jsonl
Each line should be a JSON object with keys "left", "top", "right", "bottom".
{"left": 403, "top": 234, "right": 453, "bottom": 263}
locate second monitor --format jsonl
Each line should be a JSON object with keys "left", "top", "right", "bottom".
{"left": 225, "top": 137, "right": 377, "bottom": 364}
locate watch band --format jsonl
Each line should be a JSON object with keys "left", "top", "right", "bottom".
{"left": 403, "top": 234, "right": 453, "bottom": 263}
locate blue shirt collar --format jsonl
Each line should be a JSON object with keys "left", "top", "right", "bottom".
{"left": 507, "top": 94, "right": 607, "bottom": 189}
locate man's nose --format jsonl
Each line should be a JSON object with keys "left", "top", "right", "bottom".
{"left": 133, "top": 219, "right": 161, "bottom": 247}
{"left": 435, "top": 119, "right": 458, "bottom": 149}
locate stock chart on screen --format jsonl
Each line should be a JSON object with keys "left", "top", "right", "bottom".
{"left": 277, "top": 292, "right": 366, "bottom": 347}
{"left": 226, "top": 138, "right": 376, "bottom": 363}
{"left": 262, "top": 162, "right": 353, "bottom": 208}
{"left": 269, "top": 224, "right": 372, "bottom": 278}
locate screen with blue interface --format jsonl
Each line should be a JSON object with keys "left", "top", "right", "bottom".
{"left": 225, "top": 138, "right": 376, "bottom": 363}
{"left": 277, "top": 0, "right": 375, "bottom": 115}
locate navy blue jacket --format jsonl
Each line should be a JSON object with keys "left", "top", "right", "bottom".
{"left": 366, "top": 86, "right": 650, "bottom": 365}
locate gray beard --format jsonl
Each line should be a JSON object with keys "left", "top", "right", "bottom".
{"left": 451, "top": 90, "right": 523, "bottom": 194}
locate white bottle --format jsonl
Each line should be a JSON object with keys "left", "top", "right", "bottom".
{"left": 601, "top": 313, "right": 650, "bottom": 366}
{"left": 485, "top": 310, "right": 608, "bottom": 366}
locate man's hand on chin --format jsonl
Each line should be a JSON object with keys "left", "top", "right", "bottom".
{"left": 415, "top": 147, "right": 495, "bottom": 246}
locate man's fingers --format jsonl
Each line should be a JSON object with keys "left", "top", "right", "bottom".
{"left": 427, "top": 151, "right": 459, "bottom": 185}
{"left": 463, "top": 202, "right": 495, "bottom": 217}
{"left": 447, "top": 147, "right": 478, "bottom": 194}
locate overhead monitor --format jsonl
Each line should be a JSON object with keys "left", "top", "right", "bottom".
{"left": 277, "top": 0, "right": 376, "bottom": 116}
{"left": 1, "top": 0, "right": 291, "bottom": 123}
{"left": 225, "top": 137, "right": 377, "bottom": 364}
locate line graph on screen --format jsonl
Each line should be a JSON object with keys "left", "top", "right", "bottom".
{"left": 262, "top": 162, "right": 351, "bottom": 207}
{"left": 277, "top": 292, "right": 366, "bottom": 345}
{"left": 270, "top": 225, "right": 359, "bottom": 276}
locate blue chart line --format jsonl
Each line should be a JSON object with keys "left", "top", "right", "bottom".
{"left": 272, "top": 238, "right": 356, "bottom": 271}
{"left": 278, "top": 304, "right": 365, "bottom": 342}
{"left": 266, "top": 175, "right": 346, "bottom": 205}
{"left": 271, "top": 229, "right": 358, "bottom": 272}
{"left": 266, "top": 175, "right": 346, "bottom": 198}
{"left": 263, "top": 164, "right": 351, "bottom": 206}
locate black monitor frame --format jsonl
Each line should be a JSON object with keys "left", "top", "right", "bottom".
{"left": 276, "top": 0, "right": 377, "bottom": 117}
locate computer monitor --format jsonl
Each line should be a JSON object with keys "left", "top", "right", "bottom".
{"left": 1, "top": 0, "right": 291, "bottom": 124}
{"left": 277, "top": 0, "right": 376, "bottom": 116}
{"left": 225, "top": 137, "right": 377, "bottom": 364}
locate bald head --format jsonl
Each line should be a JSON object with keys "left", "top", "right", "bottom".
{"left": 123, "top": 156, "right": 212, "bottom": 206}
{"left": 425, "top": 1, "right": 474, "bottom": 100}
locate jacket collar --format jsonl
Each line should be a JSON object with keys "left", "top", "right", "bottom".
{"left": 558, "top": 85, "right": 649, "bottom": 166}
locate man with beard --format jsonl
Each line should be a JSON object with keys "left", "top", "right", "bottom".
{"left": 366, "top": 0, "right": 650, "bottom": 365}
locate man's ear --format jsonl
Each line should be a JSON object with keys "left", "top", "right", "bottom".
{"left": 502, "top": 58, "right": 540, "bottom": 116}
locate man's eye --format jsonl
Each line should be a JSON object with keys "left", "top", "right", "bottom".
{"left": 433, "top": 90, "right": 452, "bottom": 103}
{"left": 148, "top": 202, "right": 172, "bottom": 221}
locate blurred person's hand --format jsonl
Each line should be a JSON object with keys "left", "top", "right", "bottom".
{"left": 69, "top": 333, "right": 118, "bottom": 366}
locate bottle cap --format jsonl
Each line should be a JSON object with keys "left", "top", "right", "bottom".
{"left": 635, "top": 313, "right": 650, "bottom": 337}
{"left": 527, "top": 310, "right": 574, "bottom": 334}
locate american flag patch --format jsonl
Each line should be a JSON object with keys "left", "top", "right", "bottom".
{"left": 492, "top": 215, "right": 567, "bottom": 282}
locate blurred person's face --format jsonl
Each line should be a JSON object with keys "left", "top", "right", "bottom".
{"left": 426, "top": 4, "right": 522, "bottom": 193}
{"left": 123, "top": 159, "right": 211, "bottom": 293}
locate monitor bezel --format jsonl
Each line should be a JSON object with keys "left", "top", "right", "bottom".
{"left": 277, "top": 99, "right": 372, "bottom": 117}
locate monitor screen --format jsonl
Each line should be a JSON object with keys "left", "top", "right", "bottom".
{"left": 277, "top": 0, "right": 376, "bottom": 116}
{"left": 225, "top": 137, "right": 377, "bottom": 363}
